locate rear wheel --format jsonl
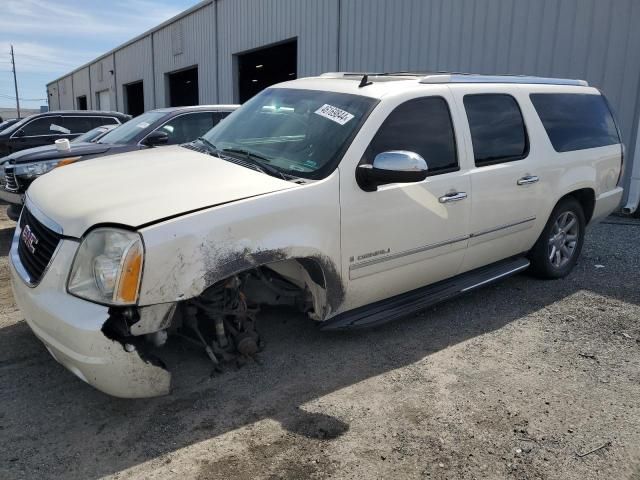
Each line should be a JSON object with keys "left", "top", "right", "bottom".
{"left": 529, "top": 197, "right": 585, "bottom": 279}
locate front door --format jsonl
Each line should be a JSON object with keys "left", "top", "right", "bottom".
{"left": 339, "top": 92, "right": 471, "bottom": 313}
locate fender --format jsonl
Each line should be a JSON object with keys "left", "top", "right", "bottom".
{"left": 137, "top": 172, "right": 344, "bottom": 316}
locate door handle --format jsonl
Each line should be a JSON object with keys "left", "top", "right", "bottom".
{"left": 517, "top": 175, "right": 539, "bottom": 186}
{"left": 439, "top": 191, "right": 468, "bottom": 203}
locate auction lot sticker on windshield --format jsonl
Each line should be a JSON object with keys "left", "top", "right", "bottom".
{"left": 136, "top": 122, "right": 150, "bottom": 129}
{"left": 314, "top": 104, "right": 355, "bottom": 125}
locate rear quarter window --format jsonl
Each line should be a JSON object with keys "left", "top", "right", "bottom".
{"left": 529, "top": 93, "right": 620, "bottom": 152}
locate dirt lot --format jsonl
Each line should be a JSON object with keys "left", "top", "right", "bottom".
{"left": 0, "top": 202, "right": 639, "bottom": 480}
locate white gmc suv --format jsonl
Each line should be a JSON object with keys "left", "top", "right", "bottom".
{"left": 10, "top": 73, "right": 624, "bottom": 397}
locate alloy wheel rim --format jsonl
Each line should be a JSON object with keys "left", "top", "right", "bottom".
{"left": 548, "top": 211, "right": 579, "bottom": 268}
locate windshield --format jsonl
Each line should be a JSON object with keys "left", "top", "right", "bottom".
{"left": 202, "top": 88, "right": 377, "bottom": 179}
{"left": 98, "top": 111, "right": 165, "bottom": 145}
{"left": 1, "top": 116, "right": 32, "bottom": 135}
{"left": 72, "top": 126, "right": 115, "bottom": 143}
{"left": 0, "top": 119, "right": 16, "bottom": 133}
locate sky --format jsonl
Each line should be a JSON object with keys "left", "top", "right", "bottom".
{"left": 0, "top": 0, "right": 201, "bottom": 111}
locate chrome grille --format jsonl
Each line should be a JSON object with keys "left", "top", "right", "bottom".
{"left": 17, "top": 207, "right": 61, "bottom": 284}
{"left": 4, "top": 166, "right": 19, "bottom": 191}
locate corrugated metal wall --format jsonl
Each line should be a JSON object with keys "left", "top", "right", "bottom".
{"left": 57, "top": 75, "right": 74, "bottom": 109}
{"left": 89, "top": 54, "right": 116, "bottom": 110}
{"left": 45, "top": 0, "right": 640, "bottom": 203}
{"left": 216, "top": 0, "right": 339, "bottom": 103}
{"left": 339, "top": 0, "right": 640, "bottom": 164}
{"left": 152, "top": 2, "right": 217, "bottom": 107}
{"left": 47, "top": 84, "right": 59, "bottom": 111}
{"left": 114, "top": 37, "right": 155, "bottom": 112}
{"left": 72, "top": 67, "right": 91, "bottom": 109}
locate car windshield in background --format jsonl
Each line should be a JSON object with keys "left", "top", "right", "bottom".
{"left": 202, "top": 88, "right": 377, "bottom": 179}
{"left": 0, "top": 116, "right": 31, "bottom": 135}
{"left": 72, "top": 126, "right": 115, "bottom": 144}
{"left": 98, "top": 111, "right": 165, "bottom": 145}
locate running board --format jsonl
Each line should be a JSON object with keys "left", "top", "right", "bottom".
{"left": 321, "top": 256, "right": 530, "bottom": 331}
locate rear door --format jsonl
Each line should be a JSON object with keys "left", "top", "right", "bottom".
{"left": 450, "top": 87, "right": 542, "bottom": 272}
{"left": 59, "top": 116, "right": 95, "bottom": 141}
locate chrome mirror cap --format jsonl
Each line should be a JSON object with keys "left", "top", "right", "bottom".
{"left": 357, "top": 150, "right": 429, "bottom": 192}
{"left": 372, "top": 150, "right": 428, "bottom": 173}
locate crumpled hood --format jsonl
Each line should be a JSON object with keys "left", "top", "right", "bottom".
{"left": 27, "top": 145, "right": 295, "bottom": 237}
{"left": 5, "top": 142, "right": 113, "bottom": 164}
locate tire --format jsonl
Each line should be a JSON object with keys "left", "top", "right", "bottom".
{"left": 528, "top": 197, "right": 585, "bottom": 279}
{"left": 6, "top": 204, "right": 21, "bottom": 222}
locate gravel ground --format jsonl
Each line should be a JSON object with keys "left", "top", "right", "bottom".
{"left": 0, "top": 202, "right": 639, "bottom": 480}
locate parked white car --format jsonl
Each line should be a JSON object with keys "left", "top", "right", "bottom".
{"left": 10, "top": 73, "right": 624, "bottom": 397}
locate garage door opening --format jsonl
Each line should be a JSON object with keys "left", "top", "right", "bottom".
{"left": 237, "top": 39, "right": 297, "bottom": 103}
{"left": 124, "top": 81, "right": 144, "bottom": 116}
{"left": 167, "top": 67, "right": 199, "bottom": 107}
{"left": 76, "top": 95, "right": 87, "bottom": 110}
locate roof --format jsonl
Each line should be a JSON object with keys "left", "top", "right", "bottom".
{"left": 149, "top": 104, "right": 240, "bottom": 113}
{"left": 37, "top": 110, "right": 130, "bottom": 117}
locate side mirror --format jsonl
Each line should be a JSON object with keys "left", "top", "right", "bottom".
{"left": 14, "top": 129, "right": 25, "bottom": 138}
{"left": 142, "top": 130, "right": 169, "bottom": 147}
{"left": 356, "top": 150, "right": 428, "bottom": 191}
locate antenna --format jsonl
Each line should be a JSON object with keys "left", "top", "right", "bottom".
{"left": 358, "top": 74, "right": 373, "bottom": 88}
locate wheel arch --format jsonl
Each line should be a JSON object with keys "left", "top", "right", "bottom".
{"left": 559, "top": 187, "right": 595, "bottom": 224}
{"left": 200, "top": 250, "right": 345, "bottom": 321}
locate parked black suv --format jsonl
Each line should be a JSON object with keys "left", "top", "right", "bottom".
{"left": 0, "top": 105, "right": 238, "bottom": 220}
{"left": 0, "top": 110, "right": 130, "bottom": 157}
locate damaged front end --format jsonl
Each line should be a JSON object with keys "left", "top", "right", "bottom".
{"left": 103, "top": 262, "right": 322, "bottom": 396}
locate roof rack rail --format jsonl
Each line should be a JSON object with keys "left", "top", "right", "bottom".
{"left": 419, "top": 73, "right": 588, "bottom": 87}
{"left": 320, "top": 72, "right": 588, "bottom": 87}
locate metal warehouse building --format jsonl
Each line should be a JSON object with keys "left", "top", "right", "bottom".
{"left": 47, "top": 0, "right": 640, "bottom": 212}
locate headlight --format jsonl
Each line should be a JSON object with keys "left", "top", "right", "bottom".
{"left": 68, "top": 228, "right": 144, "bottom": 305}
{"left": 14, "top": 157, "right": 81, "bottom": 179}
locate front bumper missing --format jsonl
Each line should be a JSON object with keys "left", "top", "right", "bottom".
{"left": 9, "top": 235, "right": 170, "bottom": 398}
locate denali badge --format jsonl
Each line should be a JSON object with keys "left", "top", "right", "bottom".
{"left": 21, "top": 224, "right": 39, "bottom": 254}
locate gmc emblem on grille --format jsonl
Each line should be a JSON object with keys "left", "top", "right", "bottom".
{"left": 21, "top": 224, "right": 39, "bottom": 254}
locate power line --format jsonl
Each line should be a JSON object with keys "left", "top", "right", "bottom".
{"left": 0, "top": 93, "right": 47, "bottom": 101}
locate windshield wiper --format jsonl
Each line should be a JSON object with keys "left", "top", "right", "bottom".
{"left": 222, "top": 148, "right": 271, "bottom": 163}
{"left": 194, "top": 137, "right": 219, "bottom": 154}
{"left": 221, "top": 148, "right": 288, "bottom": 180}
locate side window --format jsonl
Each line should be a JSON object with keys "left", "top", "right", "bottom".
{"left": 529, "top": 93, "right": 620, "bottom": 152}
{"left": 60, "top": 117, "right": 93, "bottom": 134}
{"left": 159, "top": 112, "right": 216, "bottom": 145}
{"left": 367, "top": 97, "right": 458, "bottom": 175}
{"left": 464, "top": 94, "right": 528, "bottom": 166}
{"left": 20, "top": 117, "right": 63, "bottom": 136}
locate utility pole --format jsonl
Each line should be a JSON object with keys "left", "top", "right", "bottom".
{"left": 10, "top": 45, "right": 20, "bottom": 118}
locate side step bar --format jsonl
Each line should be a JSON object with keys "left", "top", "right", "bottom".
{"left": 321, "top": 256, "right": 530, "bottom": 331}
